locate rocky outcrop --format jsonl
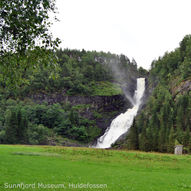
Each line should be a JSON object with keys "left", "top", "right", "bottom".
{"left": 29, "top": 93, "right": 131, "bottom": 111}
{"left": 29, "top": 92, "right": 131, "bottom": 135}
{"left": 171, "top": 79, "right": 191, "bottom": 97}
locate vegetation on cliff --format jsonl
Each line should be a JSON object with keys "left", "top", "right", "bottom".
{"left": 0, "top": 0, "right": 146, "bottom": 146}
{"left": 123, "top": 35, "right": 191, "bottom": 153}
{"left": 0, "top": 48, "right": 140, "bottom": 145}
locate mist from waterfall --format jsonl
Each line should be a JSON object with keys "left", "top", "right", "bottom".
{"left": 98, "top": 56, "right": 138, "bottom": 106}
{"left": 95, "top": 78, "right": 145, "bottom": 149}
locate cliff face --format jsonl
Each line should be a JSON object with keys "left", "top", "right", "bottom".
{"left": 29, "top": 92, "right": 132, "bottom": 136}
{"left": 30, "top": 93, "right": 131, "bottom": 109}
{"left": 171, "top": 79, "right": 191, "bottom": 97}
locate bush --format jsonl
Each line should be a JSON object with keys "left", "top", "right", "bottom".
{"left": 28, "top": 124, "right": 50, "bottom": 145}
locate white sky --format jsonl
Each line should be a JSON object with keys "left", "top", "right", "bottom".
{"left": 51, "top": 0, "right": 191, "bottom": 69}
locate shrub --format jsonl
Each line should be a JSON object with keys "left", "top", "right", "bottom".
{"left": 28, "top": 124, "right": 50, "bottom": 145}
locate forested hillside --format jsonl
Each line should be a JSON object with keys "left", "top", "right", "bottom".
{"left": 1, "top": 0, "right": 145, "bottom": 147}
{"left": 0, "top": 49, "right": 143, "bottom": 146}
{"left": 119, "top": 35, "right": 191, "bottom": 153}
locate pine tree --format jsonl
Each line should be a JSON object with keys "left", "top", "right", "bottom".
{"left": 149, "top": 113, "right": 160, "bottom": 151}
{"left": 4, "top": 107, "right": 28, "bottom": 144}
{"left": 176, "top": 127, "right": 184, "bottom": 145}
{"left": 188, "top": 137, "right": 191, "bottom": 153}
{"left": 127, "top": 120, "right": 139, "bottom": 150}
{"left": 158, "top": 125, "right": 167, "bottom": 152}
{"left": 146, "top": 126, "right": 153, "bottom": 151}
{"left": 139, "top": 127, "right": 148, "bottom": 151}
{"left": 183, "top": 127, "right": 190, "bottom": 148}
{"left": 17, "top": 108, "right": 28, "bottom": 144}
{"left": 5, "top": 109, "right": 18, "bottom": 144}
{"left": 168, "top": 127, "right": 175, "bottom": 153}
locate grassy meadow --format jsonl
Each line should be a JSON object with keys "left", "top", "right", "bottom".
{"left": 0, "top": 145, "right": 191, "bottom": 191}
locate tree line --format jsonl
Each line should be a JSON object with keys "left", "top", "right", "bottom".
{"left": 0, "top": 99, "right": 100, "bottom": 145}
{"left": 125, "top": 35, "right": 191, "bottom": 153}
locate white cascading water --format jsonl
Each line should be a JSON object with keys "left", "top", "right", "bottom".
{"left": 95, "top": 78, "right": 145, "bottom": 148}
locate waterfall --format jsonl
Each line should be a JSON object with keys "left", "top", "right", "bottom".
{"left": 95, "top": 78, "right": 145, "bottom": 148}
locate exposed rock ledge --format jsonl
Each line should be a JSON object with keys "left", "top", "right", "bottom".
{"left": 172, "top": 79, "right": 191, "bottom": 97}
{"left": 29, "top": 93, "right": 131, "bottom": 111}
{"left": 29, "top": 93, "right": 132, "bottom": 136}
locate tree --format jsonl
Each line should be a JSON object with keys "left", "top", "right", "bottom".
{"left": 176, "top": 105, "right": 184, "bottom": 130}
{"left": 4, "top": 107, "right": 28, "bottom": 144}
{"left": 0, "top": 0, "right": 60, "bottom": 85}
{"left": 4, "top": 109, "right": 18, "bottom": 143}
{"left": 168, "top": 127, "right": 175, "bottom": 153}
{"left": 127, "top": 120, "right": 139, "bottom": 150}
{"left": 139, "top": 127, "right": 148, "bottom": 151}
{"left": 183, "top": 127, "right": 190, "bottom": 148}
{"left": 180, "top": 59, "right": 191, "bottom": 79}
{"left": 179, "top": 34, "right": 191, "bottom": 61}
{"left": 188, "top": 137, "right": 191, "bottom": 153}
{"left": 138, "top": 67, "right": 148, "bottom": 76}
{"left": 17, "top": 108, "right": 28, "bottom": 144}
{"left": 158, "top": 125, "right": 167, "bottom": 152}
{"left": 28, "top": 124, "right": 50, "bottom": 145}
{"left": 146, "top": 126, "right": 154, "bottom": 151}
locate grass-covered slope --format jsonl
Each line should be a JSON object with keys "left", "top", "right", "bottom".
{"left": 0, "top": 145, "right": 191, "bottom": 191}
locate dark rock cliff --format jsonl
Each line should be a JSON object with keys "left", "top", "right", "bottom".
{"left": 29, "top": 92, "right": 132, "bottom": 137}
{"left": 30, "top": 93, "right": 131, "bottom": 110}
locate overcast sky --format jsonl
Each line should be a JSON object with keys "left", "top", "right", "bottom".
{"left": 51, "top": 0, "right": 191, "bottom": 69}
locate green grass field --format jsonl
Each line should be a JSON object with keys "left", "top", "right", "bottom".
{"left": 0, "top": 145, "right": 191, "bottom": 191}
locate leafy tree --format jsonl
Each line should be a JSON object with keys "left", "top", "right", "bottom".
{"left": 0, "top": 0, "right": 60, "bottom": 85}
{"left": 28, "top": 124, "right": 50, "bottom": 145}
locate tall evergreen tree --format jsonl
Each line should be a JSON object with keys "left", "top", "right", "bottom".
{"left": 139, "top": 127, "right": 148, "bottom": 151}
{"left": 168, "top": 127, "right": 175, "bottom": 153}
{"left": 158, "top": 125, "right": 167, "bottom": 152}
{"left": 127, "top": 120, "right": 139, "bottom": 150}
{"left": 5, "top": 109, "right": 18, "bottom": 144}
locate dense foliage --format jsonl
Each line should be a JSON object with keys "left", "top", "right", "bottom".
{"left": 0, "top": 0, "right": 60, "bottom": 85}
{"left": 0, "top": 48, "right": 140, "bottom": 145}
{"left": 1, "top": 49, "right": 139, "bottom": 97}
{"left": 125, "top": 35, "right": 191, "bottom": 153}
{"left": 0, "top": 99, "right": 100, "bottom": 145}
